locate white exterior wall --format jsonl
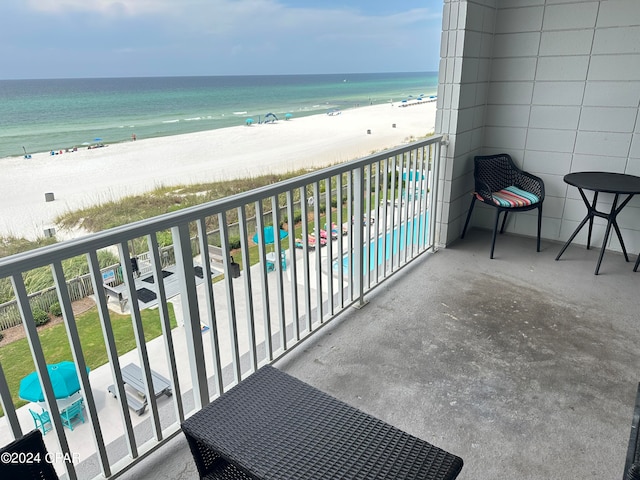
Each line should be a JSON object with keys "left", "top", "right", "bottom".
{"left": 437, "top": 0, "right": 498, "bottom": 246}
{"left": 437, "top": 0, "right": 640, "bottom": 254}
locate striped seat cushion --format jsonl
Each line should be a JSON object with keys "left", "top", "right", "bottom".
{"left": 477, "top": 186, "right": 540, "bottom": 208}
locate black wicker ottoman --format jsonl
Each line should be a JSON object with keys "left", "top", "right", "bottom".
{"left": 182, "top": 366, "right": 463, "bottom": 480}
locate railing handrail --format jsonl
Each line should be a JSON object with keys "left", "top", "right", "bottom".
{"left": 0, "top": 136, "right": 443, "bottom": 480}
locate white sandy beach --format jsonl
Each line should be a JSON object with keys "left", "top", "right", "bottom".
{"left": 1, "top": 102, "right": 436, "bottom": 240}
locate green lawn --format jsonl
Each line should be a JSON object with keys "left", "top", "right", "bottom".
{"left": 0, "top": 304, "right": 177, "bottom": 416}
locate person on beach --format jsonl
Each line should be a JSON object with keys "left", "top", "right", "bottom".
{"left": 132, "top": 133, "right": 137, "bottom": 141}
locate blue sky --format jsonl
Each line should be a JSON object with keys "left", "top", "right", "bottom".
{"left": 0, "top": 0, "right": 443, "bottom": 79}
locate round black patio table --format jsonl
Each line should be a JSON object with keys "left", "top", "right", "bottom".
{"left": 555, "top": 171, "right": 640, "bottom": 275}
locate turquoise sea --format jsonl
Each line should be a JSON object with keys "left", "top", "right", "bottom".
{"left": 0, "top": 72, "right": 437, "bottom": 159}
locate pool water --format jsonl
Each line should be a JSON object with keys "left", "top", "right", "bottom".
{"left": 335, "top": 213, "right": 428, "bottom": 275}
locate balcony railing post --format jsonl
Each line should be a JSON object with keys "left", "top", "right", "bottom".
{"left": 371, "top": 162, "right": 381, "bottom": 284}
{"left": 389, "top": 155, "right": 398, "bottom": 271}
{"left": 12, "top": 273, "right": 78, "bottom": 480}
{"left": 237, "top": 206, "right": 258, "bottom": 373}
{"left": 430, "top": 140, "right": 443, "bottom": 250}
{"left": 254, "top": 201, "right": 273, "bottom": 363}
{"left": 299, "top": 186, "right": 312, "bottom": 332}
{"left": 196, "top": 218, "right": 224, "bottom": 396}
{"left": 364, "top": 165, "right": 372, "bottom": 289}
{"left": 271, "top": 195, "right": 287, "bottom": 352}
{"left": 118, "top": 241, "right": 164, "bottom": 441}
{"left": 418, "top": 145, "right": 430, "bottom": 250}
{"left": 398, "top": 152, "right": 411, "bottom": 265}
{"left": 51, "top": 260, "right": 109, "bottom": 476}
{"left": 353, "top": 167, "right": 366, "bottom": 308}
{"left": 218, "top": 212, "right": 242, "bottom": 384}
{"left": 147, "top": 233, "right": 185, "bottom": 423}
{"left": 87, "top": 250, "right": 139, "bottom": 463}
{"left": 380, "top": 157, "right": 389, "bottom": 278}
{"left": 345, "top": 171, "right": 354, "bottom": 300}
{"left": 285, "top": 189, "right": 301, "bottom": 341}
{"left": 335, "top": 175, "right": 345, "bottom": 308}
{"left": 312, "top": 182, "right": 323, "bottom": 323}
{"left": 324, "top": 177, "right": 334, "bottom": 315}
{"left": 171, "top": 223, "right": 209, "bottom": 408}
{"left": 0, "top": 361, "right": 21, "bottom": 441}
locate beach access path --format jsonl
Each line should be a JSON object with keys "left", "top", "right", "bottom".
{"left": 0, "top": 102, "right": 436, "bottom": 241}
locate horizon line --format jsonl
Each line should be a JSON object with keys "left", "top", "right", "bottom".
{"left": 0, "top": 71, "right": 438, "bottom": 82}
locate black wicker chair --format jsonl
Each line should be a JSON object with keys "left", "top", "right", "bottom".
{"left": 0, "top": 429, "right": 59, "bottom": 479}
{"left": 461, "top": 153, "right": 545, "bottom": 258}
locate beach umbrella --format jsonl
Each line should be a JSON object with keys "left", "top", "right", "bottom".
{"left": 245, "top": 118, "right": 254, "bottom": 126}
{"left": 252, "top": 226, "right": 288, "bottom": 246}
{"left": 285, "top": 113, "right": 293, "bottom": 120}
{"left": 19, "top": 361, "right": 90, "bottom": 402}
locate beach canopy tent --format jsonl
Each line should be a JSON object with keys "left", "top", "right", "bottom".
{"left": 264, "top": 113, "right": 278, "bottom": 123}
{"left": 252, "top": 226, "right": 288, "bottom": 246}
{"left": 19, "top": 361, "right": 90, "bottom": 402}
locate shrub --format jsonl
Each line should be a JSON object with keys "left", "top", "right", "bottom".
{"left": 227, "top": 236, "right": 242, "bottom": 250}
{"left": 49, "top": 302, "right": 62, "bottom": 317}
{"left": 32, "top": 308, "right": 50, "bottom": 326}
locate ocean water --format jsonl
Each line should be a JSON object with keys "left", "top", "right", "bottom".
{"left": 0, "top": 72, "right": 437, "bottom": 159}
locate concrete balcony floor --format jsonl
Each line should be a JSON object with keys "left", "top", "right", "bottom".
{"left": 120, "top": 229, "right": 640, "bottom": 480}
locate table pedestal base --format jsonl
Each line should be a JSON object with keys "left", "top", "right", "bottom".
{"left": 555, "top": 189, "right": 633, "bottom": 275}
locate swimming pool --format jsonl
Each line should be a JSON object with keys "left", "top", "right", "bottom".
{"left": 334, "top": 213, "right": 429, "bottom": 275}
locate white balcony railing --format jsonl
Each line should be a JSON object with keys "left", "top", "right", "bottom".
{"left": 0, "top": 136, "right": 443, "bottom": 479}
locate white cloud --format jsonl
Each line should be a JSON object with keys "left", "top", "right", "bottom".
{"left": 25, "top": 0, "right": 177, "bottom": 16}
{"left": 7, "top": 0, "right": 442, "bottom": 77}
{"left": 24, "top": 0, "right": 436, "bottom": 33}
{"left": 24, "top": 0, "right": 283, "bottom": 18}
